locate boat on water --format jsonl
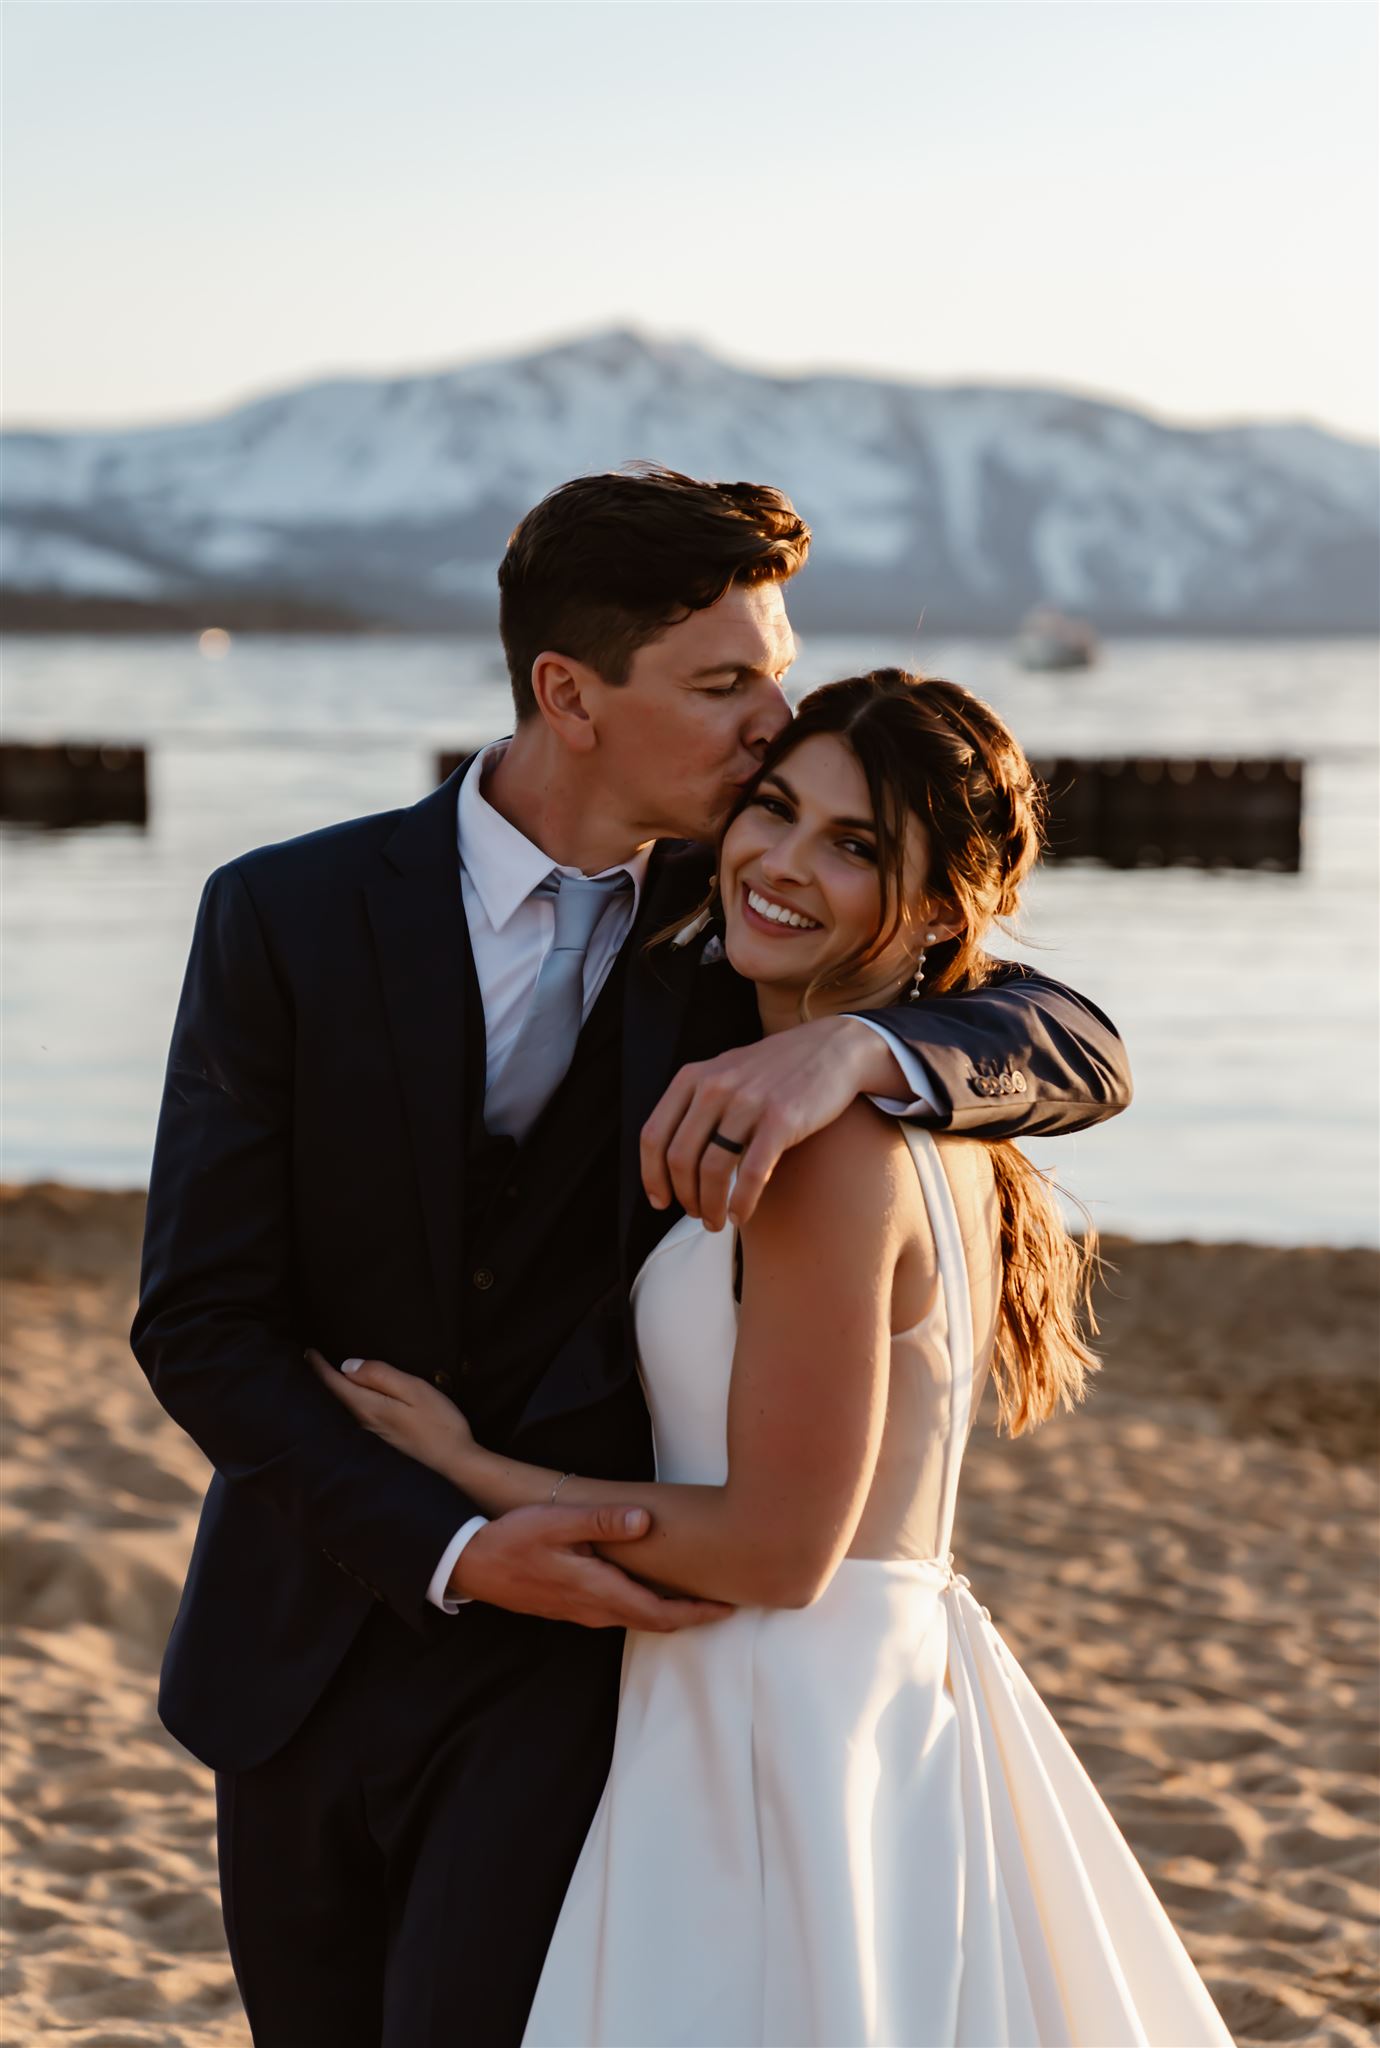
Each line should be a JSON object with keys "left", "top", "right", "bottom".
{"left": 1015, "top": 606, "right": 1099, "bottom": 671}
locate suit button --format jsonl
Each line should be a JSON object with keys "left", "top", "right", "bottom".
{"left": 433, "top": 1370, "right": 453, "bottom": 1392}
{"left": 472, "top": 1267, "right": 494, "bottom": 1291}
{"left": 1013, "top": 1071, "right": 1028, "bottom": 1093}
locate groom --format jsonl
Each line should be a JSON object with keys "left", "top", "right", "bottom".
{"left": 133, "top": 466, "right": 1130, "bottom": 2047}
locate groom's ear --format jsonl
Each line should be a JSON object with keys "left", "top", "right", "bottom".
{"left": 529, "top": 650, "right": 600, "bottom": 754}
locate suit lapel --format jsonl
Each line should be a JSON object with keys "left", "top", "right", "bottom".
{"left": 365, "top": 765, "right": 473, "bottom": 1361}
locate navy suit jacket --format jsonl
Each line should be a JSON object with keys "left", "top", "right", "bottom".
{"left": 132, "top": 765, "right": 1131, "bottom": 1770}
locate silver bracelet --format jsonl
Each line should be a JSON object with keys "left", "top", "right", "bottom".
{"left": 549, "top": 1471, "right": 574, "bottom": 1505}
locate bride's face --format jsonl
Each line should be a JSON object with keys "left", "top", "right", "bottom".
{"left": 719, "top": 733, "right": 931, "bottom": 1014}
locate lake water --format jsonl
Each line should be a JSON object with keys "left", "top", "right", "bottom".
{"left": 2, "top": 633, "right": 1376, "bottom": 1246}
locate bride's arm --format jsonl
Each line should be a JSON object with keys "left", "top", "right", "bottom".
{"left": 312, "top": 1105, "right": 923, "bottom": 1609}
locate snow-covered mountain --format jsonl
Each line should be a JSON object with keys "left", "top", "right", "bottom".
{"left": 3, "top": 329, "right": 1376, "bottom": 632}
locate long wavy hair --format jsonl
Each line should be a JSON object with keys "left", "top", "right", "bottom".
{"left": 700, "top": 668, "right": 1100, "bottom": 1434}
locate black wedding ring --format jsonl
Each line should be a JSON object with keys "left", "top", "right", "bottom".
{"left": 708, "top": 1131, "right": 746, "bottom": 1156}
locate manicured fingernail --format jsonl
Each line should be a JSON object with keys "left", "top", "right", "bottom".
{"left": 341, "top": 1357, "right": 363, "bottom": 1376}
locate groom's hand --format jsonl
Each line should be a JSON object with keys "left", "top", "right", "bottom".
{"left": 447, "top": 1504, "right": 732, "bottom": 1630}
{"left": 642, "top": 1015, "right": 907, "bottom": 1231}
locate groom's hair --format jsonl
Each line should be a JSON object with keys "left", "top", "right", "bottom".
{"left": 498, "top": 464, "right": 810, "bottom": 720}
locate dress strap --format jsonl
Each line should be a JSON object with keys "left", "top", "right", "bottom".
{"left": 900, "top": 1128, "right": 975, "bottom": 1561}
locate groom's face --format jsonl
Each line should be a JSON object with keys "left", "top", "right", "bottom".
{"left": 589, "top": 583, "right": 797, "bottom": 843}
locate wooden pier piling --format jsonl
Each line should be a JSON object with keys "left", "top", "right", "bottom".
{"left": 1031, "top": 757, "right": 1303, "bottom": 872}
{"left": 0, "top": 743, "right": 149, "bottom": 828}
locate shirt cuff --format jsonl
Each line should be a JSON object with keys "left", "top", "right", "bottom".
{"left": 846, "top": 1015, "right": 941, "bottom": 1119}
{"left": 427, "top": 1515, "right": 489, "bottom": 1612}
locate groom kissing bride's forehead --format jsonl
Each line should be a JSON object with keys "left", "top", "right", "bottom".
{"left": 494, "top": 463, "right": 807, "bottom": 847}
{"left": 133, "top": 463, "right": 1131, "bottom": 2048}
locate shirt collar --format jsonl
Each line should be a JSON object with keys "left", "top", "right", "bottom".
{"left": 456, "top": 739, "right": 652, "bottom": 932}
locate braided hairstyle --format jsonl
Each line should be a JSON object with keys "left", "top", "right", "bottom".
{"left": 720, "top": 668, "right": 1098, "bottom": 1433}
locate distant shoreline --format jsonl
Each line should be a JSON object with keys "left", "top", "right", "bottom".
{"left": 2, "top": 592, "right": 1375, "bottom": 640}
{"left": 4, "top": 1179, "right": 1379, "bottom": 1256}
{"left": 5, "top": 1180, "right": 1378, "bottom": 1474}
{"left": 0, "top": 590, "right": 389, "bottom": 635}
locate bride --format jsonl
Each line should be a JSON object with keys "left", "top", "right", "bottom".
{"left": 314, "top": 668, "right": 1232, "bottom": 2047}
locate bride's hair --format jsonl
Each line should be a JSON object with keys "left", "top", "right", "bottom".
{"left": 712, "top": 667, "right": 1100, "bottom": 1434}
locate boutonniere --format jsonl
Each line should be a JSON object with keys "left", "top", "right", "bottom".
{"left": 669, "top": 907, "right": 726, "bottom": 965}
{"left": 670, "top": 908, "right": 710, "bottom": 949}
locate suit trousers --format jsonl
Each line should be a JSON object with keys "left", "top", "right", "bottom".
{"left": 215, "top": 1598, "right": 625, "bottom": 2048}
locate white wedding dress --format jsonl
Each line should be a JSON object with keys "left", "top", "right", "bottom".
{"left": 524, "top": 1129, "right": 1232, "bottom": 2047}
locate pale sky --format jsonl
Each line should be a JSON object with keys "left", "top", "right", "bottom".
{"left": 2, "top": 1, "right": 1377, "bottom": 439}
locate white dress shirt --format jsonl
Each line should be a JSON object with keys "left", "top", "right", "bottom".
{"left": 426, "top": 741, "right": 938, "bottom": 1612}
{"left": 455, "top": 740, "right": 651, "bottom": 1098}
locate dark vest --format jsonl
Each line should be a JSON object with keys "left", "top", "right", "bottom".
{"left": 453, "top": 932, "right": 653, "bottom": 1483}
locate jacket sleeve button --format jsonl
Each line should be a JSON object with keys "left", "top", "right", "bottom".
{"left": 472, "top": 1268, "right": 494, "bottom": 1291}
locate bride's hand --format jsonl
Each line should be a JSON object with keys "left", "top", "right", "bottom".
{"left": 306, "top": 1347, "right": 477, "bottom": 1475}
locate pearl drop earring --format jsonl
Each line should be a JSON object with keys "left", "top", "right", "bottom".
{"left": 908, "top": 932, "right": 940, "bottom": 1001}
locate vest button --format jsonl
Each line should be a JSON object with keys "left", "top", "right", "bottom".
{"left": 432, "top": 1370, "right": 452, "bottom": 1392}
{"left": 472, "top": 1267, "right": 495, "bottom": 1291}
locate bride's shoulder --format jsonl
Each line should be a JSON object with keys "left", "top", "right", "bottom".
{"left": 747, "top": 1104, "right": 916, "bottom": 1260}
{"left": 779, "top": 1099, "right": 914, "bottom": 1182}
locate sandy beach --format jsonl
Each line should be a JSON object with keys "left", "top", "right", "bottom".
{"left": 2, "top": 1181, "right": 1376, "bottom": 2047}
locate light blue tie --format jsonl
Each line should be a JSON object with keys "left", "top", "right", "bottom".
{"left": 484, "top": 871, "right": 634, "bottom": 1141}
